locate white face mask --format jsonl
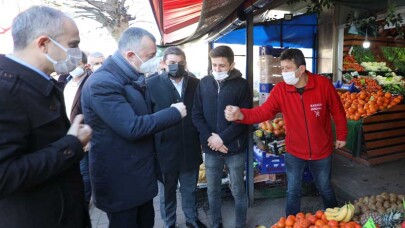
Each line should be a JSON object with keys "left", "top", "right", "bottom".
{"left": 212, "top": 71, "right": 229, "bottom": 81}
{"left": 45, "top": 37, "right": 82, "bottom": 74}
{"left": 282, "top": 69, "right": 300, "bottom": 85}
{"left": 69, "top": 66, "right": 85, "bottom": 78}
{"left": 134, "top": 52, "right": 159, "bottom": 74}
{"left": 92, "top": 64, "right": 101, "bottom": 72}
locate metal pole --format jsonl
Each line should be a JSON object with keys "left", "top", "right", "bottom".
{"left": 245, "top": 12, "right": 254, "bottom": 206}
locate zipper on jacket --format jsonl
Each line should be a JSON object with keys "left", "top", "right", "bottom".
{"left": 300, "top": 94, "right": 313, "bottom": 160}
{"left": 215, "top": 78, "right": 221, "bottom": 94}
{"left": 216, "top": 81, "right": 220, "bottom": 139}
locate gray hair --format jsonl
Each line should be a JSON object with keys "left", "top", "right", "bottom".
{"left": 12, "top": 6, "right": 70, "bottom": 50}
{"left": 118, "top": 27, "right": 156, "bottom": 53}
{"left": 89, "top": 51, "right": 105, "bottom": 59}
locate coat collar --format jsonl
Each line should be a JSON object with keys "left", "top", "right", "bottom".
{"left": 0, "top": 55, "right": 54, "bottom": 96}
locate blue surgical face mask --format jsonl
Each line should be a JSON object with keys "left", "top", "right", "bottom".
{"left": 45, "top": 37, "right": 82, "bottom": 74}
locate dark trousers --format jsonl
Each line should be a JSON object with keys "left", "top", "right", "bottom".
{"left": 80, "top": 153, "right": 91, "bottom": 203}
{"left": 106, "top": 200, "right": 154, "bottom": 228}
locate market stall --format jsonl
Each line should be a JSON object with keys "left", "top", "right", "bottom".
{"left": 334, "top": 18, "right": 405, "bottom": 166}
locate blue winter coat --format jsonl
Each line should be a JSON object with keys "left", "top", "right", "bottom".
{"left": 81, "top": 54, "right": 182, "bottom": 213}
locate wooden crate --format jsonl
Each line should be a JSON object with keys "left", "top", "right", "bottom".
{"left": 336, "top": 104, "right": 405, "bottom": 166}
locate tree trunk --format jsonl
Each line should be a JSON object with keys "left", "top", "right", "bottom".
{"left": 107, "top": 21, "right": 129, "bottom": 41}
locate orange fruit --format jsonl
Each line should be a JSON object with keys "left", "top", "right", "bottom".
{"left": 328, "top": 220, "right": 339, "bottom": 227}
{"left": 286, "top": 218, "right": 295, "bottom": 227}
{"left": 307, "top": 215, "right": 317, "bottom": 225}
{"left": 296, "top": 213, "right": 305, "bottom": 219}
{"left": 287, "top": 215, "right": 296, "bottom": 222}
{"left": 314, "top": 220, "right": 325, "bottom": 226}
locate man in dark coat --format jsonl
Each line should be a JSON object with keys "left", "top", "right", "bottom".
{"left": 147, "top": 47, "right": 206, "bottom": 228}
{"left": 81, "top": 27, "right": 187, "bottom": 227}
{"left": 0, "top": 6, "right": 92, "bottom": 228}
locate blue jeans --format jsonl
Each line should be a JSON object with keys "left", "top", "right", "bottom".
{"left": 158, "top": 167, "right": 199, "bottom": 227}
{"left": 80, "top": 153, "right": 91, "bottom": 203}
{"left": 205, "top": 152, "right": 247, "bottom": 228}
{"left": 285, "top": 153, "right": 337, "bottom": 216}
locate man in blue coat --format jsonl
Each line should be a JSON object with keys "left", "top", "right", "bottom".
{"left": 81, "top": 27, "right": 187, "bottom": 227}
{"left": 147, "top": 47, "right": 206, "bottom": 228}
{"left": 0, "top": 6, "right": 92, "bottom": 228}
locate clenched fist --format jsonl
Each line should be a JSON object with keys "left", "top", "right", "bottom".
{"left": 171, "top": 102, "right": 187, "bottom": 118}
{"left": 224, "top": 105, "right": 243, "bottom": 121}
{"left": 67, "top": 114, "right": 92, "bottom": 148}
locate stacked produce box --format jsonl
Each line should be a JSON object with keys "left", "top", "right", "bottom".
{"left": 253, "top": 118, "right": 316, "bottom": 199}
{"left": 258, "top": 46, "right": 285, "bottom": 105}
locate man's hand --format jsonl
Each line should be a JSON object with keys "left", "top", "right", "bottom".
{"left": 335, "top": 140, "right": 346, "bottom": 149}
{"left": 171, "top": 102, "right": 187, "bottom": 118}
{"left": 67, "top": 114, "right": 92, "bottom": 148}
{"left": 207, "top": 133, "right": 227, "bottom": 153}
{"left": 224, "top": 105, "right": 243, "bottom": 121}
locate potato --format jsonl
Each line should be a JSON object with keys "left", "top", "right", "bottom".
{"left": 383, "top": 201, "right": 391, "bottom": 209}
{"left": 376, "top": 195, "right": 384, "bottom": 202}
{"left": 377, "top": 207, "right": 386, "bottom": 214}
{"left": 381, "top": 192, "right": 389, "bottom": 200}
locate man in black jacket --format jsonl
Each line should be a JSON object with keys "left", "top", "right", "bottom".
{"left": 192, "top": 45, "right": 252, "bottom": 228}
{"left": 147, "top": 47, "right": 206, "bottom": 228}
{"left": 0, "top": 6, "right": 92, "bottom": 228}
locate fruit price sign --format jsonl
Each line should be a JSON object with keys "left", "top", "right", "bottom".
{"left": 364, "top": 217, "right": 377, "bottom": 228}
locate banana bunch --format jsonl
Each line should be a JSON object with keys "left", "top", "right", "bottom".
{"left": 325, "top": 203, "right": 355, "bottom": 222}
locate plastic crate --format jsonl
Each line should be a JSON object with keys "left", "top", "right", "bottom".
{"left": 254, "top": 173, "right": 287, "bottom": 199}
{"left": 254, "top": 146, "right": 285, "bottom": 174}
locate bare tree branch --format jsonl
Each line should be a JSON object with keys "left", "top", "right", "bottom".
{"left": 43, "top": 0, "right": 136, "bottom": 40}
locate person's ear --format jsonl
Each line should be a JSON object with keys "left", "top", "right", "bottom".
{"left": 37, "top": 36, "right": 50, "bottom": 53}
{"left": 300, "top": 65, "right": 306, "bottom": 73}
{"left": 125, "top": 51, "right": 136, "bottom": 61}
{"left": 229, "top": 62, "right": 235, "bottom": 71}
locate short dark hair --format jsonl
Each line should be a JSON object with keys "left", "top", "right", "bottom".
{"left": 81, "top": 51, "right": 88, "bottom": 64}
{"left": 280, "top": 49, "right": 306, "bottom": 67}
{"left": 209, "top": 45, "right": 234, "bottom": 64}
{"left": 163, "top": 46, "right": 186, "bottom": 61}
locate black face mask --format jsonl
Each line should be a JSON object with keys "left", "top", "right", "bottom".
{"left": 168, "top": 64, "right": 186, "bottom": 78}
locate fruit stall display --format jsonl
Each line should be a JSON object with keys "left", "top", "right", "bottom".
{"left": 256, "top": 194, "right": 405, "bottom": 228}
{"left": 335, "top": 64, "right": 405, "bottom": 165}
{"left": 352, "top": 192, "right": 405, "bottom": 226}
{"left": 338, "top": 90, "right": 403, "bottom": 121}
